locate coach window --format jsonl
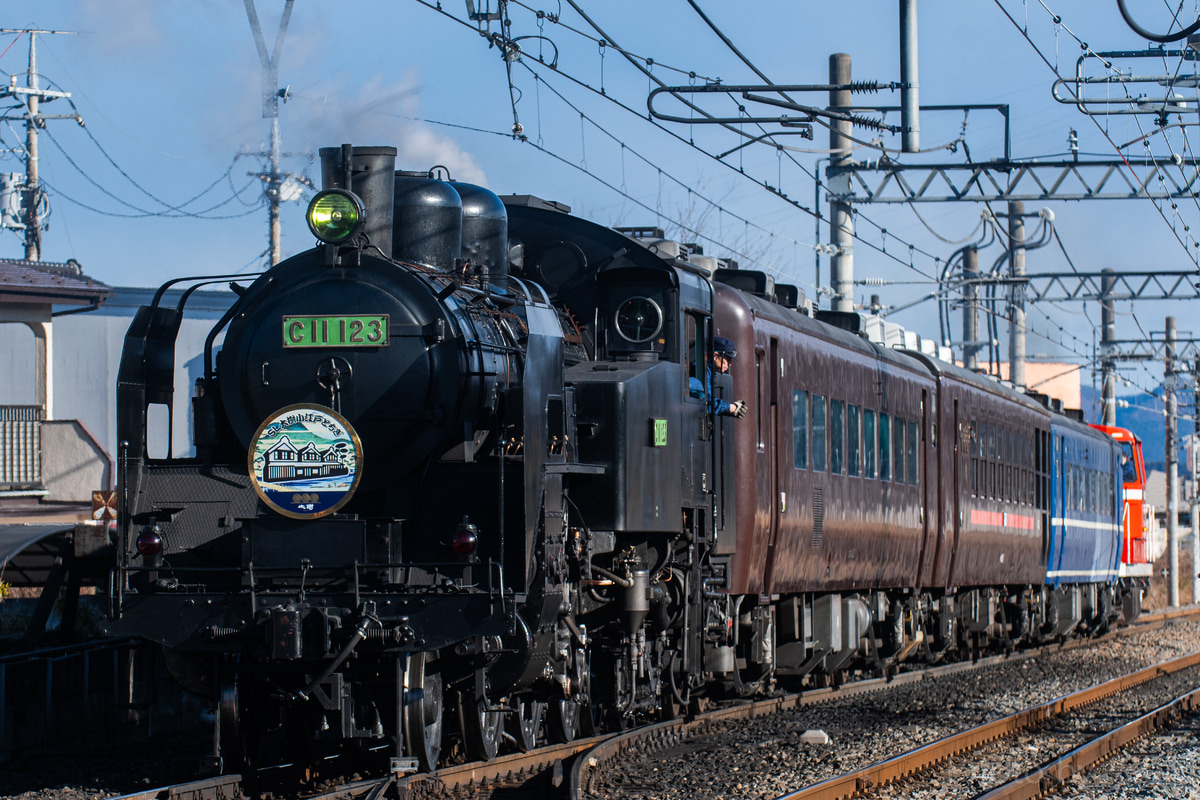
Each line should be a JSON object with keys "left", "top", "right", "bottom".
{"left": 812, "top": 394, "right": 827, "bottom": 472}
{"left": 1006, "top": 431, "right": 1014, "bottom": 502}
{"left": 863, "top": 409, "right": 877, "bottom": 479}
{"left": 1037, "top": 431, "right": 1048, "bottom": 510}
{"left": 970, "top": 420, "right": 979, "bottom": 496}
{"left": 1017, "top": 434, "right": 1027, "bottom": 503}
{"left": 1020, "top": 435, "right": 1029, "bottom": 505}
{"left": 847, "top": 404, "right": 861, "bottom": 477}
{"left": 1075, "top": 462, "right": 1084, "bottom": 513}
{"left": 997, "top": 433, "right": 1004, "bottom": 500}
{"left": 981, "top": 424, "right": 989, "bottom": 497}
{"left": 988, "top": 424, "right": 997, "bottom": 499}
{"left": 879, "top": 413, "right": 891, "bottom": 482}
{"left": 1007, "top": 431, "right": 1015, "bottom": 502}
{"left": 1066, "top": 465, "right": 1073, "bottom": 512}
{"left": 830, "top": 400, "right": 845, "bottom": 475}
{"left": 894, "top": 416, "right": 907, "bottom": 484}
{"left": 1032, "top": 433, "right": 1040, "bottom": 507}
{"left": 792, "top": 390, "right": 808, "bottom": 469}
{"left": 1083, "top": 467, "right": 1090, "bottom": 512}
{"left": 907, "top": 420, "right": 919, "bottom": 486}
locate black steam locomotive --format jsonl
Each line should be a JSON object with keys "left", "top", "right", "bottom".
{"left": 108, "top": 144, "right": 1138, "bottom": 772}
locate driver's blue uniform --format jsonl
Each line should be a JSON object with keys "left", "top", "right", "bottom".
{"left": 689, "top": 366, "right": 733, "bottom": 416}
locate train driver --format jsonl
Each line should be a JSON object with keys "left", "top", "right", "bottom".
{"left": 690, "top": 336, "right": 747, "bottom": 418}
{"left": 1120, "top": 444, "right": 1136, "bottom": 483}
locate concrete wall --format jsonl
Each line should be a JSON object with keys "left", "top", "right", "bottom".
{"left": 0, "top": 287, "right": 236, "bottom": 472}
{"left": 40, "top": 420, "right": 112, "bottom": 502}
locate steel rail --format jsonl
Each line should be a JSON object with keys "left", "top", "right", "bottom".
{"left": 773, "top": 649, "right": 1200, "bottom": 800}
{"left": 400, "top": 734, "right": 608, "bottom": 799}
{"left": 976, "top": 685, "right": 1200, "bottom": 800}
{"left": 105, "top": 774, "right": 244, "bottom": 800}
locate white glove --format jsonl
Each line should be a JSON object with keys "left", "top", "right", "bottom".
{"left": 728, "top": 401, "right": 747, "bottom": 418}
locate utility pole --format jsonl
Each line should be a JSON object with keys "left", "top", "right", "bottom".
{"left": 1166, "top": 316, "right": 1179, "bottom": 608}
{"left": 1007, "top": 200, "right": 1026, "bottom": 391}
{"left": 899, "top": 0, "right": 919, "bottom": 153}
{"left": 828, "top": 54, "right": 854, "bottom": 313}
{"left": 244, "top": 0, "right": 295, "bottom": 266}
{"left": 962, "top": 246, "right": 980, "bottom": 371}
{"left": 0, "top": 29, "right": 78, "bottom": 261}
{"left": 1100, "top": 269, "right": 1117, "bottom": 426}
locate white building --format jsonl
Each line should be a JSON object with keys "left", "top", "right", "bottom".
{"left": 0, "top": 265, "right": 235, "bottom": 502}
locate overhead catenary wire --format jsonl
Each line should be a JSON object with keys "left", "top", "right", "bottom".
{"left": 994, "top": 0, "right": 1200, "bottom": 267}
{"left": 413, "top": 0, "right": 953, "bottom": 286}
{"left": 40, "top": 127, "right": 263, "bottom": 219}
{"left": 1115, "top": 0, "right": 1200, "bottom": 43}
{"left": 438, "top": 2, "right": 1195, "bottom": 412}
{"left": 401, "top": 108, "right": 813, "bottom": 287}
{"left": 516, "top": 66, "right": 817, "bottom": 247}
{"left": 38, "top": 130, "right": 263, "bottom": 219}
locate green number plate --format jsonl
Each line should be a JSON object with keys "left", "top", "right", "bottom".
{"left": 653, "top": 418, "right": 668, "bottom": 447}
{"left": 283, "top": 315, "right": 390, "bottom": 348}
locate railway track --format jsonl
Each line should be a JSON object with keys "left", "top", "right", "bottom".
{"left": 567, "top": 607, "right": 1200, "bottom": 799}
{"left": 103, "top": 739, "right": 606, "bottom": 800}
{"left": 95, "top": 607, "right": 1199, "bottom": 800}
{"left": 774, "top": 650, "right": 1200, "bottom": 799}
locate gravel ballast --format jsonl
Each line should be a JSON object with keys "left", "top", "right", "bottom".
{"left": 590, "top": 617, "right": 1200, "bottom": 800}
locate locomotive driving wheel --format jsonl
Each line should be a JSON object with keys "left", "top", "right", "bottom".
{"left": 217, "top": 682, "right": 249, "bottom": 770}
{"left": 547, "top": 639, "right": 595, "bottom": 742}
{"left": 548, "top": 697, "right": 582, "bottom": 742}
{"left": 403, "top": 652, "right": 444, "bottom": 772}
{"left": 507, "top": 695, "right": 545, "bottom": 752}
{"left": 458, "top": 691, "right": 504, "bottom": 761}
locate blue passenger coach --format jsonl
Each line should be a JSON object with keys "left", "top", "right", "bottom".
{"left": 1047, "top": 416, "right": 1122, "bottom": 590}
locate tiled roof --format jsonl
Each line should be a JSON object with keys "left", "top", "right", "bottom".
{"left": 0, "top": 258, "right": 113, "bottom": 305}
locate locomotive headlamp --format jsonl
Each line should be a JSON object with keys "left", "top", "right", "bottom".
{"left": 306, "top": 189, "right": 365, "bottom": 244}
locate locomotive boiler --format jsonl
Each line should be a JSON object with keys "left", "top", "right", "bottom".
{"left": 107, "top": 142, "right": 1146, "bottom": 775}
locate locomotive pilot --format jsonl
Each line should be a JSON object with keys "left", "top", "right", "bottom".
{"left": 690, "top": 335, "right": 747, "bottom": 418}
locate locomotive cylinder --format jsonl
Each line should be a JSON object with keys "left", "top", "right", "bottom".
{"left": 318, "top": 145, "right": 397, "bottom": 253}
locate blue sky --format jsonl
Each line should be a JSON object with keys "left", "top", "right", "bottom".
{"left": 3, "top": 0, "right": 1199, "bottom": 403}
